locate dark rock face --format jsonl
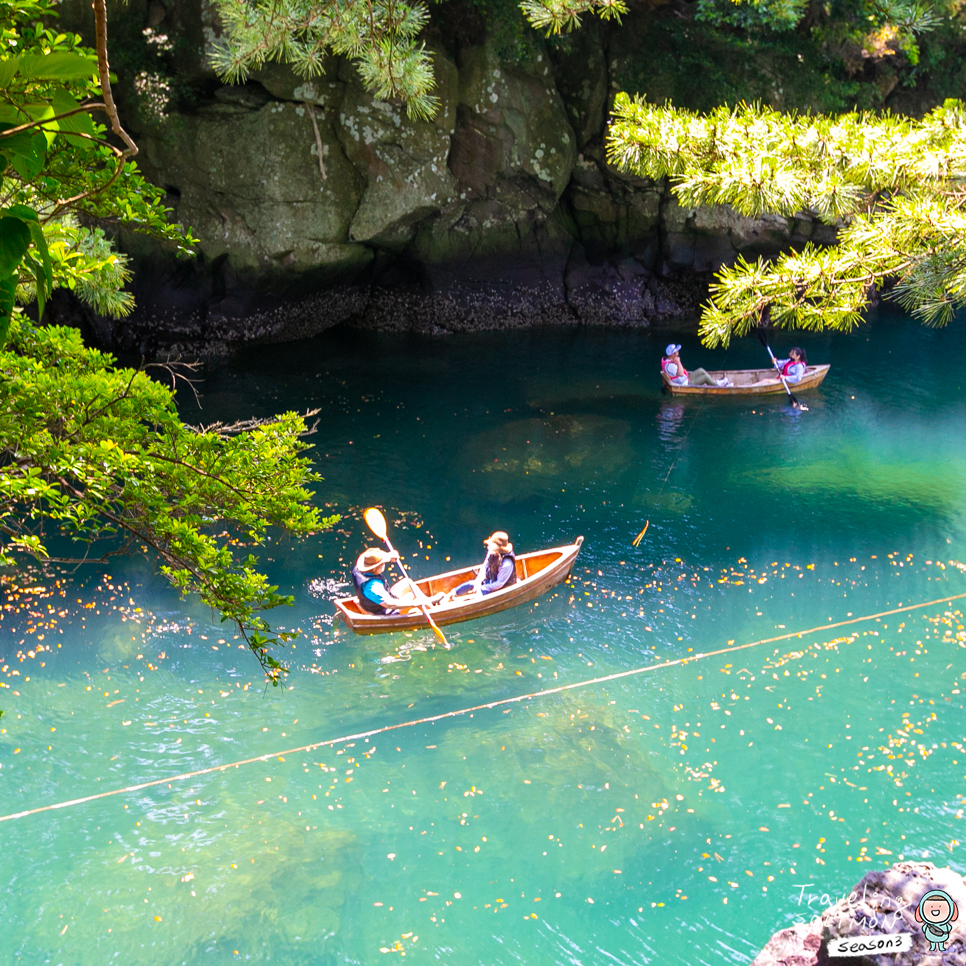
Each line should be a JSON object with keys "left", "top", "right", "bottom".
{"left": 59, "top": 0, "right": 834, "bottom": 355}
{"left": 753, "top": 863, "right": 966, "bottom": 966}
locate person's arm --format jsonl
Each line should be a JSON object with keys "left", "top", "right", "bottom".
{"left": 366, "top": 581, "right": 399, "bottom": 608}
{"left": 471, "top": 560, "right": 488, "bottom": 593}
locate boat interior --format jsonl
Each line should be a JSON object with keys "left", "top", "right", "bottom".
{"left": 706, "top": 367, "right": 819, "bottom": 387}
{"left": 336, "top": 549, "right": 569, "bottom": 615}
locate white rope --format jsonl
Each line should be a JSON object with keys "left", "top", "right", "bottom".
{"left": 1, "top": 589, "right": 964, "bottom": 824}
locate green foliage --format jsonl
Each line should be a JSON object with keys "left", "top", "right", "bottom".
{"left": 0, "top": 0, "right": 194, "bottom": 336}
{"left": 696, "top": 0, "right": 938, "bottom": 34}
{"left": 519, "top": 0, "right": 628, "bottom": 35}
{"left": 0, "top": 0, "right": 333, "bottom": 681}
{"left": 607, "top": 14, "right": 872, "bottom": 116}
{"left": 209, "top": 0, "right": 441, "bottom": 120}
{"left": 17, "top": 217, "right": 135, "bottom": 317}
{"left": 0, "top": 318, "right": 336, "bottom": 682}
{"left": 209, "top": 0, "right": 626, "bottom": 118}
{"left": 695, "top": 0, "right": 808, "bottom": 33}
{"left": 608, "top": 95, "right": 966, "bottom": 345}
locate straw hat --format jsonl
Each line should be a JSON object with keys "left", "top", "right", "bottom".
{"left": 484, "top": 531, "right": 512, "bottom": 553}
{"left": 357, "top": 548, "right": 394, "bottom": 572}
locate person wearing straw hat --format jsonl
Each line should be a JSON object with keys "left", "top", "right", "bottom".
{"left": 661, "top": 344, "right": 732, "bottom": 387}
{"left": 447, "top": 531, "right": 519, "bottom": 599}
{"left": 352, "top": 548, "right": 442, "bottom": 614}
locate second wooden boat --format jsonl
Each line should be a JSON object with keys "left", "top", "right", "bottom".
{"left": 333, "top": 536, "right": 584, "bottom": 635}
{"left": 662, "top": 364, "right": 830, "bottom": 395}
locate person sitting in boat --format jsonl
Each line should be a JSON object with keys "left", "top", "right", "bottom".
{"left": 774, "top": 347, "right": 808, "bottom": 384}
{"left": 449, "top": 531, "right": 519, "bottom": 598}
{"left": 352, "top": 548, "right": 442, "bottom": 615}
{"left": 661, "top": 344, "right": 732, "bottom": 387}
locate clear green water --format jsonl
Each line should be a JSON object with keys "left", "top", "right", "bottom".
{"left": 2, "top": 309, "right": 966, "bottom": 964}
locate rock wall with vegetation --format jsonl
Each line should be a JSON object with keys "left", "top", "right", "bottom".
{"left": 59, "top": 0, "right": 966, "bottom": 353}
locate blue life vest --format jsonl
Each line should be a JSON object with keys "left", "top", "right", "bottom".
{"left": 352, "top": 564, "right": 391, "bottom": 614}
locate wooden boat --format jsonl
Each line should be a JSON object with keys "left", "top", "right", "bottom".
{"left": 662, "top": 365, "right": 830, "bottom": 395}
{"left": 333, "top": 536, "right": 584, "bottom": 635}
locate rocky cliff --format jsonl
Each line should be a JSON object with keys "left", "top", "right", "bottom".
{"left": 63, "top": 0, "right": 843, "bottom": 354}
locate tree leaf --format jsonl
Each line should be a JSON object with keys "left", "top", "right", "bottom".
{"left": 51, "top": 88, "right": 96, "bottom": 148}
{"left": 19, "top": 52, "right": 97, "bottom": 81}
{"left": 26, "top": 219, "right": 52, "bottom": 312}
{"left": 0, "top": 272, "right": 17, "bottom": 347}
{"left": 23, "top": 102, "right": 56, "bottom": 148}
{"left": 5, "top": 204, "right": 39, "bottom": 222}
{"left": 0, "top": 216, "right": 30, "bottom": 277}
{"left": 5, "top": 130, "right": 45, "bottom": 178}
{"left": 0, "top": 57, "right": 20, "bottom": 89}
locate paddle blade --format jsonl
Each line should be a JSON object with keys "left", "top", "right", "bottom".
{"left": 363, "top": 507, "right": 388, "bottom": 541}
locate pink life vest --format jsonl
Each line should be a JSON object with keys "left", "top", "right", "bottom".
{"left": 782, "top": 359, "right": 803, "bottom": 377}
{"left": 662, "top": 357, "right": 689, "bottom": 384}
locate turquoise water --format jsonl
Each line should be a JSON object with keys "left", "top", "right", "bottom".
{"left": 2, "top": 308, "right": 965, "bottom": 964}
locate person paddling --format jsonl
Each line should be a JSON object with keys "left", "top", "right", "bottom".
{"left": 353, "top": 548, "right": 442, "bottom": 615}
{"left": 773, "top": 347, "right": 807, "bottom": 384}
{"left": 661, "top": 344, "right": 732, "bottom": 387}
{"left": 449, "top": 531, "right": 519, "bottom": 598}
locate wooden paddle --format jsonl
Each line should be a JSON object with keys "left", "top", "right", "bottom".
{"left": 363, "top": 507, "right": 449, "bottom": 646}
{"left": 757, "top": 331, "right": 807, "bottom": 411}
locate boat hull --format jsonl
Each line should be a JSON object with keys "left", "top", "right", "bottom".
{"left": 662, "top": 364, "right": 830, "bottom": 395}
{"left": 333, "top": 537, "right": 584, "bottom": 634}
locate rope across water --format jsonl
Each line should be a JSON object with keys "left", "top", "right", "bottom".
{"left": 2, "top": 589, "right": 964, "bottom": 825}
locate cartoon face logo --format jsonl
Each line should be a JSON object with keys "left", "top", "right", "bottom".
{"left": 915, "top": 889, "right": 959, "bottom": 952}
{"left": 923, "top": 898, "right": 951, "bottom": 922}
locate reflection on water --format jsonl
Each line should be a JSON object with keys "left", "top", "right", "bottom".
{"left": 2, "top": 310, "right": 966, "bottom": 964}
{"left": 655, "top": 400, "right": 687, "bottom": 441}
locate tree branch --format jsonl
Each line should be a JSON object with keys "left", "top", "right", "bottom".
{"left": 92, "top": 0, "right": 138, "bottom": 159}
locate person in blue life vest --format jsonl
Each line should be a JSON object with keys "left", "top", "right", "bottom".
{"left": 447, "top": 531, "right": 519, "bottom": 599}
{"left": 661, "top": 344, "right": 732, "bottom": 387}
{"left": 352, "top": 548, "right": 442, "bottom": 615}
{"left": 774, "top": 347, "right": 808, "bottom": 384}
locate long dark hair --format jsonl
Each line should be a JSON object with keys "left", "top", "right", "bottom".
{"left": 790, "top": 347, "right": 807, "bottom": 365}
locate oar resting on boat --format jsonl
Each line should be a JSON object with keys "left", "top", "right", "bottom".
{"left": 333, "top": 537, "right": 584, "bottom": 635}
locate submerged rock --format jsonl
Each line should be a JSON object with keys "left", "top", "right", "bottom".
{"left": 753, "top": 863, "right": 966, "bottom": 966}
{"left": 457, "top": 415, "right": 635, "bottom": 502}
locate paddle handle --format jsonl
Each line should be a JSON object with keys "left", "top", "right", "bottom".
{"left": 379, "top": 536, "right": 448, "bottom": 645}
